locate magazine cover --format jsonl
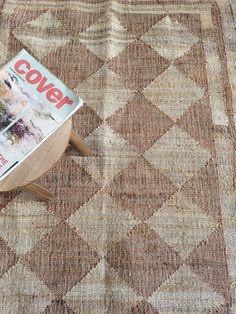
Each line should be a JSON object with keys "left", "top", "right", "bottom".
{"left": 0, "top": 49, "right": 83, "bottom": 181}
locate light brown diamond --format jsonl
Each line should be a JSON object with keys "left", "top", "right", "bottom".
{"left": 75, "top": 66, "right": 135, "bottom": 120}
{"left": 141, "top": 15, "right": 199, "bottom": 61}
{"left": 143, "top": 65, "right": 205, "bottom": 121}
{"left": 144, "top": 125, "right": 211, "bottom": 188}
{"left": 14, "top": 11, "right": 70, "bottom": 59}
{"left": 73, "top": 123, "right": 137, "bottom": 187}
{"left": 67, "top": 191, "right": 138, "bottom": 256}
{"left": 147, "top": 191, "right": 217, "bottom": 259}
{"left": 65, "top": 260, "right": 140, "bottom": 313}
{"left": 0, "top": 262, "right": 53, "bottom": 314}
{"left": 0, "top": 193, "right": 59, "bottom": 255}
{"left": 148, "top": 265, "right": 226, "bottom": 312}
{"left": 0, "top": 15, "right": 10, "bottom": 64}
{"left": 79, "top": 12, "right": 135, "bottom": 61}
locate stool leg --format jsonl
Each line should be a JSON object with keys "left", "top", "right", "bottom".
{"left": 69, "top": 130, "right": 92, "bottom": 156}
{"left": 23, "top": 183, "right": 53, "bottom": 201}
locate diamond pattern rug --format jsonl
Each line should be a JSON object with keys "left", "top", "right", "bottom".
{"left": 0, "top": 1, "right": 236, "bottom": 313}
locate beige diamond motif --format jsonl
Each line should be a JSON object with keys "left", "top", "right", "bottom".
{"left": 0, "top": 16, "right": 10, "bottom": 63}
{"left": 14, "top": 11, "right": 70, "bottom": 59}
{"left": 83, "top": 122, "right": 137, "bottom": 158}
{"left": 67, "top": 191, "right": 138, "bottom": 256}
{"left": 148, "top": 265, "right": 226, "bottom": 312}
{"left": 144, "top": 125, "right": 211, "bottom": 188}
{"left": 75, "top": 66, "right": 135, "bottom": 120}
{"left": 65, "top": 260, "right": 141, "bottom": 313}
{"left": 0, "top": 193, "right": 59, "bottom": 255}
{"left": 72, "top": 122, "right": 137, "bottom": 187}
{"left": 147, "top": 191, "right": 217, "bottom": 259}
{"left": 141, "top": 15, "right": 199, "bottom": 61}
{"left": 79, "top": 12, "right": 135, "bottom": 61}
{"left": 0, "top": 262, "right": 53, "bottom": 314}
{"left": 143, "top": 65, "right": 205, "bottom": 121}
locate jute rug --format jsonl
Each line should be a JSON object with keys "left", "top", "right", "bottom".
{"left": 0, "top": 0, "right": 235, "bottom": 313}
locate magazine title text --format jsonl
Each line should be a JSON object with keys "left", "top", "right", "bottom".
{"left": 14, "top": 59, "right": 73, "bottom": 109}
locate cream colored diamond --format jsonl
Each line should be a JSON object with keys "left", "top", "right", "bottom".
{"left": 0, "top": 40, "right": 8, "bottom": 64}
{"left": 142, "top": 15, "right": 199, "bottom": 61}
{"left": 27, "top": 11, "right": 61, "bottom": 28}
{"left": 79, "top": 12, "right": 135, "bottom": 61}
{"left": 148, "top": 265, "right": 226, "bottom": 312}
{"left": 14, "top": 11, "right": 70, "bottom": 59}
{"left": 143, "top": 65, "right": 205, "bottom": 121}
{"left": 72, "top": 122, "right": 137, "bottom": 187}
{"left": 75, "top": 66, "right": 135, "bottom": 119}
{"left": 144, "top": 125, "right": 211, "bottom": 188}
{"left": 67, "top": 191, "right": 138, "bottom": 256}
{"left": 0, "top": 262, "right": 53, "bottom": 314}
{"left": 73, "top": 155, "right": 138, "bottom": 188}
{"left": 65, "top": 260, "right": 141, "bottom": 314}
{"left": 0, "top": 16, "right": 10, "bottom": 63}
{"left": 147, "top": 191, "right": 217, "bottom": 259}
{"left": 84, "top": 122, "right": 137, "bottom": 157}
{"left": 0, "top": 193, "right": 59, "bottom": 255}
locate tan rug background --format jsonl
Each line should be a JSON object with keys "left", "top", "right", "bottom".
{"left": 0, "top": 1, "right": 236, "bottom": 313}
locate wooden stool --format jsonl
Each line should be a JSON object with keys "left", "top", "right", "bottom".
{"left": 0, "top": 118, "right": 92, "bottom": 201}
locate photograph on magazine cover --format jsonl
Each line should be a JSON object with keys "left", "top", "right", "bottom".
{"left": 0, "top": 49, "right": 83, "bottom": 180}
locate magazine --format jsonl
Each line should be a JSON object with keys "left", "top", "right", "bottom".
{"left": 0, "top": 49, "right": 83, "bottom": 181}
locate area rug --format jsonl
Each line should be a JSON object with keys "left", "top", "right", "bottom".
{"left": 0, "top": 0, "right": 235, "bottom": 313}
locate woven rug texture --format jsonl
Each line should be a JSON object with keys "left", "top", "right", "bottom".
{"left": 0, "top": 0, "right": 236, "bottom": 313}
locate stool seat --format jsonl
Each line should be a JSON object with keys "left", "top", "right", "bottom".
{"left": 0, "top": 119, "right": 72, "bottom": 192}
{"left": 0, "top": 118, "right": 91, "bottom": 200}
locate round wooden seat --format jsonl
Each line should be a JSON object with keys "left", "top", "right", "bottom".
{"left": 0, "top": 118, "right": 92, "bottom": 200}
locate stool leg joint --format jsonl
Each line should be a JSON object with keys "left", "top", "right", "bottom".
{"left": 69, "top": 130, "right": 92, "bottom": 156}
{"left": 22, "top": 183, "right": 53, "bottom": 201}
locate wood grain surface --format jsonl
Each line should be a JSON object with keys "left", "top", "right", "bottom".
{"left": 0, "top": 119, "right": 72, "bottom": 191}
